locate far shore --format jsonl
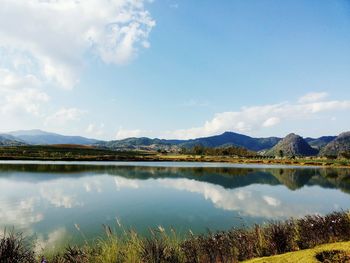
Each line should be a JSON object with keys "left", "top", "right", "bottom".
{"left": 0, "top": 145, "right": 349, "bottom": 168}
{"left": 0, "top": 153, "right": 349, "bottom": 168}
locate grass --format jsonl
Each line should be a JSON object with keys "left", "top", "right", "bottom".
{"left": 244, "top": 241, "right": 350, "bottom": 263}
{"left": 1, "top": 211, "right": 350, "bottom": 262}
{"left": 0, "top": 145, "right": 349, "bottom": 168}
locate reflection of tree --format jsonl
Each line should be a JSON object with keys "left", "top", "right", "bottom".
{"left": 313, "top": 168, "right": 350, "bottom": 194}
{"left": 0, "top": 163, "right": 349, "bottom": 194}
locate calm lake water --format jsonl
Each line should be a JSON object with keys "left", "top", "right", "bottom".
{"left": 0, "top": 161, "right": 350, "bottom": 251}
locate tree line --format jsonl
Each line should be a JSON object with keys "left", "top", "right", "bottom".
{"left": 179, "top": 144, "right": 257, "bottom": 157}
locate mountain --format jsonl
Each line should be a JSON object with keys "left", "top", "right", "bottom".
{"left": 265, "top": 133, "right": 318, "bottom": 157}
{"left": 100, "top": 132, "right": 281, "bottom": 151}
{"left": 8, "top": 129, "right": 101, "bottom": 145}
{"left": 0, "top": 135, "right": 25, "bottom": 146}
{"left": 305, "top": 136, "right": 336, "bottom": 150}
{"left": 320, "top": 132, "right": 350, "bottom": 157}
{"left": 178, "top": 132, "right": 281, "bottom": 151}
{"left": 98, "top": 137, "right": 185, "bottom": 151}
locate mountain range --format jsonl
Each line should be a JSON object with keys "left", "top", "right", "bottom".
{"left": 1, "top": 129, "right": 99, "bottom": 145}
{"left": 98, "top": 131, "right": 281, "bottom": 152}
{"left": 0, "top": 129, "right": 349, "bottom": 157}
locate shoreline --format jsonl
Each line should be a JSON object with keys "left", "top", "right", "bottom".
{"left": 0, "top": 155, "right": 349, "bottom": 168}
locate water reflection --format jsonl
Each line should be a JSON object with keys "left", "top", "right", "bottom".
{"left": 1, "top": 163, "right": 349, "bottom": 191}
{"left": 0, "top": 162, "right": 349, "bottom": 247}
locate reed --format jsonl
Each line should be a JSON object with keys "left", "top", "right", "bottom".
{"left": 1, "top": 211, "right": 350, "bottom": 262}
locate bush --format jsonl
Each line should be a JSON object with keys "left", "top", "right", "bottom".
{"left": 264, "top": 220, "right": 297, "bottom": 255}
{"left": 0, "top": 230, "right": 36, "bottom": 263}
{"left": 297, "top": 211, "right": 350, "bottom": 249}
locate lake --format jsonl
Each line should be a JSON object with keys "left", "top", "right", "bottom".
{"left": 0, "top": 161, "right": 350, "bottom": 251}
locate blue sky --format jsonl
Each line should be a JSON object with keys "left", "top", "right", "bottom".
{"left": 0, "top": 0, "right": 349, "bottom": 140}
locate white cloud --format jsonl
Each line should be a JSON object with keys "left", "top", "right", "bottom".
{"left": 40, "top": 188, "right": 83, "bottom": 209}
{"left": 110, "top": 176, "right": 317, "bottom": 219}
{"left": 298, "top": 92, "right": 328, "bottom": 103}
{"left": 83, "top": 179, "right": 102, "bottom": 193}
{"left": 263, "top": 195, "right": 281, "bottom": 207}
{"left": 262, "top": 117, "right": 280, "bottom": 127}
{"left": 0, "top": 0, "right": 155, "bottom": 89}
{"left": 165, "top": 96, "right": 350, "bottom": 139}
{"left": 35, "top": 228, "right": 68, "bottom": 254}
{"left": 0, "top": 68, "right": 49, "bottom": 117}
{"left": 0, "top": 196, "right": 44, "bottom": 227}
{"left": 46, "top": 108, "right": 86, "bottom": 125}
{"left": 3, "top": 88, "right": 50, "bottom": 116}
{"left": 115, "top": 93, "right": 350, "bottom": 140}
{"left": 86, "top": 123, "right": 105, "bottom": 137}
{"left": 115, "top": 177, "right": 140, "bottom": 190}
{"left": 116, "top": 128, "right": 144, "bottom": 139}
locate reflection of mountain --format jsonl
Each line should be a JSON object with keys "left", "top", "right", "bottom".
{"left": 0, "top": 163, "right": 349, "bottom": 193}
{"left": 268, "top": 169, "right": 315, "bottom": 190}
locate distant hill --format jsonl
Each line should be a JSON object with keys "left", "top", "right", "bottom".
{"left": 99, "top": 132, "right": 281, "bottom": 152}
{"left": 0, "top": 135, "right": 25, "bottom": 146}
{"left": 305, "top": 136, "right": 336, "bottom": 150}
{"left": 7, "top": 129, "right": 100, "bottom": 145}
{"left": 265, "top": 133, "right": 318, "bottom": 157}
{"left": 98, "top": 137, "right": 184, "bottom": 151}
{"left": 320, "top": 132, "right": 350, "bottom": 157}
{"left": 178, "top": 132, "right": 281, "bottom": 151}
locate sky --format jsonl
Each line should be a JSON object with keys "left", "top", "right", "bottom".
{"left": 0, "top": 0, "right": 349, "bottom": 140}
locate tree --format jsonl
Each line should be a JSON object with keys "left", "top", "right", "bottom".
{"left": 278, "top": 150, "right": 284, "bottom": 158}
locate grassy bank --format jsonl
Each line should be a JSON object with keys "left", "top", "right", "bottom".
{"left": 0, "top": 145, "right": 350, "bottom": 168}
{"left": 245, "top": 242, "right": 350, "bottom": 263}
{"left": 1, "top": 211, "right": 350, "bottom": 262}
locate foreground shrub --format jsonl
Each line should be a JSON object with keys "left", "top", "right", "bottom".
{"left": 315, "top": 250, "right": 350, "bottom": 263}
{"left": 264, "top": 220, "right": 297, "bottom": 255}
{"left": 0, "top": 230, "right": 36, "bottom": 263}
{"left": 297, "top": 211, "right": 350, "bottom": 249}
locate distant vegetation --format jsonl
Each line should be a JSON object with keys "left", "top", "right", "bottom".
{"left": 1, "top": 211, "right": 350, "bottom": 263}
{"left": 0, "top": 145, "right": 152, "bottom": 161}
{"left": 179, "top": 145, "right": 257, "bottom": 157}
{"left": 99, "top": 131, "right": 281, "bottom": 152}
{"left": 0, "top": 145, "right": 349, "bottom": 168}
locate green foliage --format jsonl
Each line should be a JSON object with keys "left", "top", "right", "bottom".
{"left": 0, "top": 145, "right": 153, "bottom": 161}
{"left": 180, "top": 145, "right": 257, "bottom": 157}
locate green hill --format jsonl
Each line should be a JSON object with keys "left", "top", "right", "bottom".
{"left": 265, "top": 133, "right": 318, "bottom": 157}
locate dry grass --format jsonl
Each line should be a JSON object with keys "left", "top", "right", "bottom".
{"left": 2, "top": 211, "right": 350, "bottom": 262}
{"left": 244, "top": 241, "right": 350, "bottom": 263}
